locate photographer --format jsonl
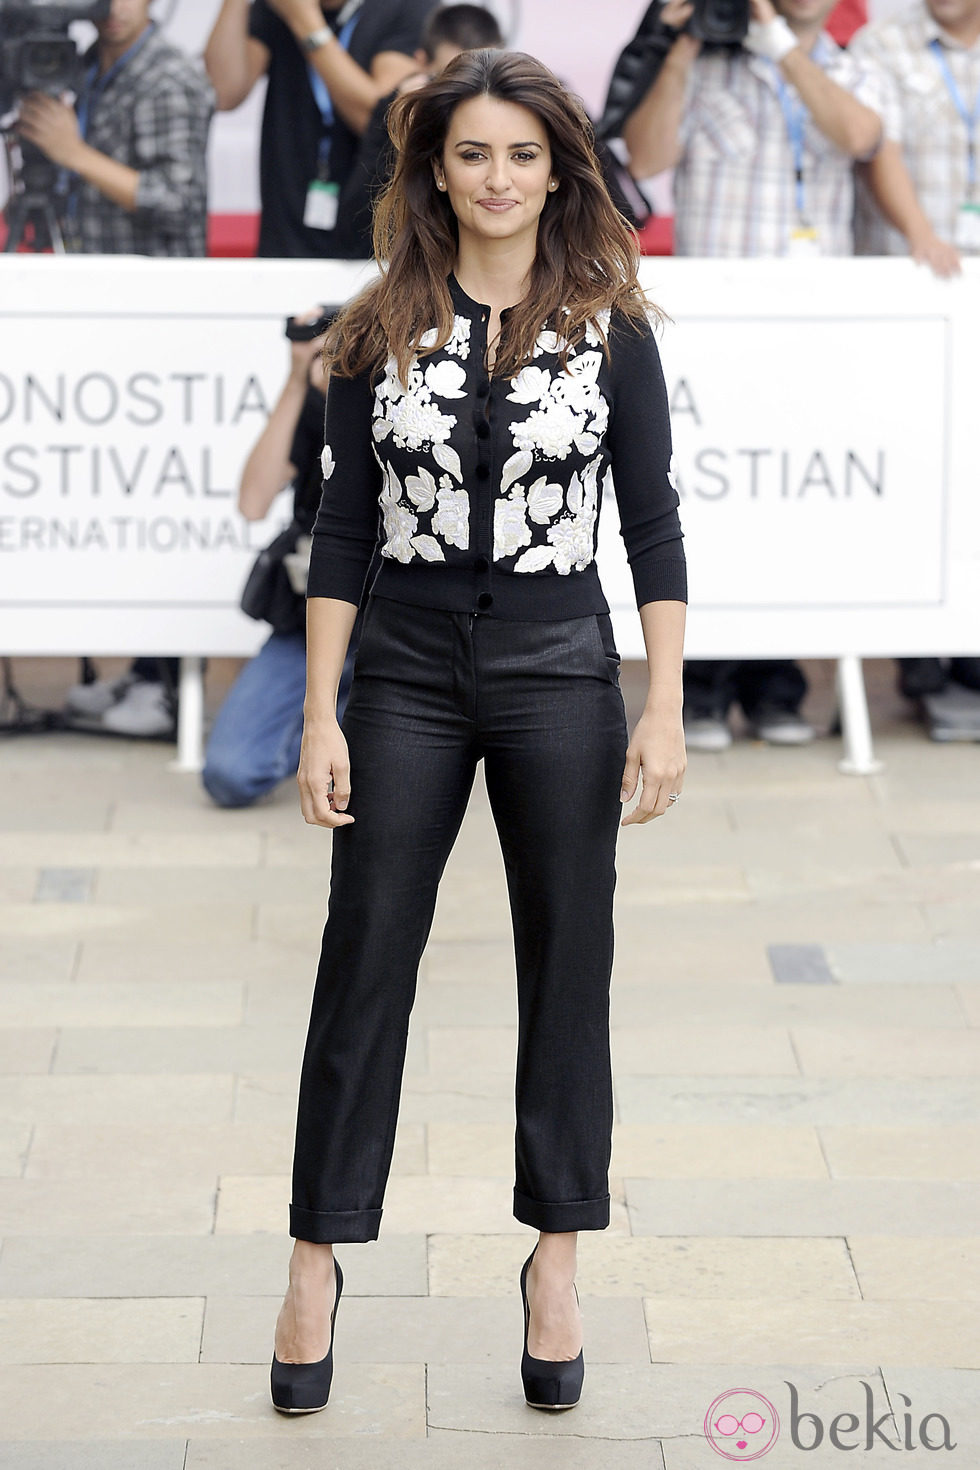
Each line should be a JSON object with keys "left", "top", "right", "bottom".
{"left": 16, "top": 0, "right": 213, "bottom": 255}
{"left": 204, "top": 0, "right": 432, "bottom": 259}
{"left": 201, "top": 310, "right": 360, "bottom": 808}
{"left": 621, "top": 0, "right": 883, "bottom": 750}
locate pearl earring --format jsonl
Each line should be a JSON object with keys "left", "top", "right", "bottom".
{"left": 436, "top": 179, "right": 446, "bottom": 189}
{"left": 548, "top": 180, "right": 558, "bottom": 190}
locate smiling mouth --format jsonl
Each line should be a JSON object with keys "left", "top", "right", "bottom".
{"left": 478, "top": 199, "right": 518, "bottom": 210}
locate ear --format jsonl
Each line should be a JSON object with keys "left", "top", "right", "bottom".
{"left": 432, "top": 158, "right": 447, "bottom": 190}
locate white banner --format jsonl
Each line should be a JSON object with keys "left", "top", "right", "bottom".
{"left": 1, "top": 255, "right": 978, "bottom": 659}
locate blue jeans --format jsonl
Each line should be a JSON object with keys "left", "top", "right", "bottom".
{"left": 202, "top": 630, "right": 356, "bottom": 809}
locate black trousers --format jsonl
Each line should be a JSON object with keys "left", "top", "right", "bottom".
{"left": 289, "top": 595, "right": 628, "bottom": 1243}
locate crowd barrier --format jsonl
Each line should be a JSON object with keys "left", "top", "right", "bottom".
{"left": 1, "top": 255, "right": 978, "bottom": 773}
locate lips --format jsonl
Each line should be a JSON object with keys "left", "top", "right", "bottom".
{"left": 478, "top": 199, "right": 518, "bottom": 211}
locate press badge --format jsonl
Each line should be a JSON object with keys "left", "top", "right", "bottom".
{"left": 787, "top": 224, "right": 820, "bottom": 258}
{"left": 954, "top": 201, "right": 980, "bottom": 252}
{"left": 304, "top": 178, "right": 339, "bottom": 231}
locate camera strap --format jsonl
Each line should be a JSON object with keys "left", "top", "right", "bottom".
{"left": 75, "top": 21, "right": 156, "bottom": 142}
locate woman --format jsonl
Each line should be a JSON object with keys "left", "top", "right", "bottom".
{"left": 271, "top": 48, "right": 687, "bottom": 1416}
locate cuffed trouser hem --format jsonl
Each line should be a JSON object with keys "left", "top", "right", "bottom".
{"left": 290, "top": 1203, "right": 382, "bottom": 1243}
{"left": 513, "top": 1188, "right": 610, "bottom": 1233}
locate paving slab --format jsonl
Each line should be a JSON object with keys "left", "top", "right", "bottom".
{"left": 0, "top": 1445, "right": 186, "bottom": 1470}
{"left": 0, "top": 1121, "right": 31, "bottom": 1178}
{"left": 185, "top": 1437, "right": 666, "bottom": 1469}
{"left": 819, "top": 1124, "right": 980, "bottom": 1179}
{"left": 0, "top": 1297, "right": 204, "bottom": 1364}
{"left": 0, "top": 1075, "right": 234, "bottom": 1127}
{"left": 426, "top": 1235, "right": 859, "bottom": 1300}
{"left": 625, "top": 1178, "right": 980, "bottom": 1236}
{"left": 828, "top": 940, "right": 980, "bottom": 984}
{"left": 75, "top": 939, "right": 312, "bottom": 987}
{"left": 0, "top": 1178, "right": 215, "bottom": 1236}
{"left": 0, "top": 832, "right": 262, "bottom": 868}
{"left": 24, "top": 1123, "right": 295, "bottom": 1181}
{"left": 0, "top": 1234, "right": 427, "bottom": 1299}
{"left": 0, "top": 939, "right": 78, "bottom": 984}
{"left": 0, "top": 903, "right": 255, "bottom": 944}
{"left": 614, "top": 1074, "right": 980, "bottom": 1126}
{"left": 790, "top": 1025, "right": 980, "bottom": 1076}
{"left": 0, "top": 1029, "right": 57, "bottom": 1075}
{"left": 0, "top": 983, "right": 244, "bottom": 1029}
{"left": 52, "top": 1026, "right": 304, "bottom": 1076}
{"left": 641, "top": 1295, "right": 980, "bottom": 1368}
{"left": 847, "top": 1236, "right": 980, "bottom": 1301}
{"left": 93, "top": 866, "right": 329, "bottom": 907}
{"left": 0, "top": 1363, "right": 425, "bottom": 1439}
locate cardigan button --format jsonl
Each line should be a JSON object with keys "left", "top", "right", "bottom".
{"left": 475, "top": 421, "right": 490, "bottom": 440}
{"left": 476, "top": 380, "right": 490, "bottom": 398}
{"left": 474, "top": 554, "right": 490, "bottom": 573}
{"left": 475, "top": 463, "right": 490, "bottom": 480}
{"left": 477, "top": 592, "right": 494, "bottom": 610}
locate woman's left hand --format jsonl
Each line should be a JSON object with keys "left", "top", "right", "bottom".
{"left": 620, "top": 710, "right": 686, "bottom": 826}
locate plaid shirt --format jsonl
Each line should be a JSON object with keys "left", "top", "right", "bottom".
{"left": 850, "top": 3, "right": 980, "bottom": 253}
{"left": 68, "top": 26, "right": 214, "bottom": 256}
{"left": 673, "top": 36, "right": 883, "bottom": 256}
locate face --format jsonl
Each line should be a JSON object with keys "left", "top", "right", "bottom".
{"left": 96, "top": 0, "right": 153, "bottom": 49}
{"left": 430, "top": 42, "right": 465, "bottom": 73}
{"left": 774, "top": 0, "right": 837, "bottom": 27}
{"left": 434, "top": 95, "right": 555, "bottom": 249}
{"left": 926, "top": 0, "right": 980, "bottom": 31}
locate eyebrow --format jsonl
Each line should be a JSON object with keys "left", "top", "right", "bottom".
{"left": 453, "top": 139, "right": 544, "bottom": 149}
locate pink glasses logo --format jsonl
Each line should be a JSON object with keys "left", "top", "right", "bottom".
{"left": 704, "top": 1388, "right": 781, "bottom": 1461}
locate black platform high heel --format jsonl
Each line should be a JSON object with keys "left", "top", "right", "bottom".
{"left": 270, "top": 1257, "right": 344, "bottom": 1414}
{"left": 520, "top": 1248, "right": 584, "bottom": 1410}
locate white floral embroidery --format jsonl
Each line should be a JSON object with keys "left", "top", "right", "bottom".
{"left": 379, "top": 466, "right": 418, "bottom": 563}
{"left": 584, "top": 309, "right": 611, "bottom": 348}
{"left": 424, "top": 359, "right": 467, "bottom": 400}
{"left": 494, "top": 491, "right": 533, "bottom": 559}
{"left": 526, "top": 476, "right": 564, "bottom": 525}
{"left": 507, "top": 365, "right": 552, "bottom": 405}
{"left": 446, "top": 315, "right": 471, "bottom": 359}
{"left": 320, "top": 444, "right": 335, "bottom": 480}
{"left": 513, "top": 545, "right": 555, "bottom": 573}
{"left": 541, "top": 456, "right": 603, "bottom": 574}
{"left": 431, "top": 485, "right": 470, "bottom": 549}
{"left": 410, "top": 534, "right": 445, "bottom": 561}
{"left": 405, "top": 467, "right": 438, "bottom": 511}
{"left": 513, "top": 402, "right": 587, "bottom": 460}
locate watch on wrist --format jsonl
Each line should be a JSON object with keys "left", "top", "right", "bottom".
{"left": 302, "top": 25, "right": 334, "bottom": 54}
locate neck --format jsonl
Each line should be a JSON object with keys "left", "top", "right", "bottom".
{"left": 939, "top": 13, "right": 980, "bottom": 42}
{"left": 98, "top": 21, "right": 150, "bottom": 73}
{"left": 786, "top": 18, "right": 822, "bottom": 50}
{"left": 453, "top": 234, "right": 537, "bottom": 310}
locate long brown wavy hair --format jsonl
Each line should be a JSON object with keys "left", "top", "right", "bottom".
{"left": 323, "top": 48, "right": 656, "bottom": 383}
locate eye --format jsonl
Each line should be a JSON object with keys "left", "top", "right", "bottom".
{"left": 460, "top": 150, "right": 485, "bottom": 162}
{"left": 514, "top": 151, "right": 538, "bottom": 163}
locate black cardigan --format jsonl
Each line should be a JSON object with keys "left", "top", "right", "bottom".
{"left": 307, "top": 274, "right": 687, "bottom": 619}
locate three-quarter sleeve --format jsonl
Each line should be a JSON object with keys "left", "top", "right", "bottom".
{"left": 306, "top": 367, "right": 383, "bottom": 606}
{"left": 606, "top": 313, "right": 687, "bottom": 608}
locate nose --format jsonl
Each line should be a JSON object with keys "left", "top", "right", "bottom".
{"left": 486, "top": 153, "right": 511, "bottom": 193}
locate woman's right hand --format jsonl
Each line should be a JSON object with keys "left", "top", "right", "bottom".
{"left": 297, "top": 719, "right": 355, "bottom": 828}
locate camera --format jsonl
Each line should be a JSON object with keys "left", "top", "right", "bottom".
{"left": 0, "top": 0, "right": 110, "bottom": 110}
{"left": 689, "top": 0, "right": 749, "bottom": 47}
{"left": 284, "top": 307, "right": 340, "bottom": 343}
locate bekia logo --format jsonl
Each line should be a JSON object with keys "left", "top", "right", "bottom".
{"left": 703, "top": 1382, "right": 957, "bottom": 1458}
{"left": 703, "top": 1388, "right": 780, "bottom": 1461}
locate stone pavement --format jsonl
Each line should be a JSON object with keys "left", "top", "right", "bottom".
{"left": 0, "top": 656, "right": 978, "bottom": 1469}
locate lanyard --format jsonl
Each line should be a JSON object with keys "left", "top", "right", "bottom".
{"left": 774, "top": 72, "right": 808, "bottom": 221}
{"left": 930, "top": 38, "right": 980, "bottom": 192}
{"left": 308, "top": 0, "right": 363, "bottom": 172}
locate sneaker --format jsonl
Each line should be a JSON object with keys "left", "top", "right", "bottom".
{"left": 898, "top": 658, "right": 947, "bottom": 700}
{"left": 65, "top": 673, "right": 137, "bottom": 718}
{"left": 100, "top": 679, "right": 176, "bottom": 738}
{"left": 749, "top": 706, "right": 815, "bottom": 746}
{"left": 684, "top": 715, "right": 732, "bottom": 752}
